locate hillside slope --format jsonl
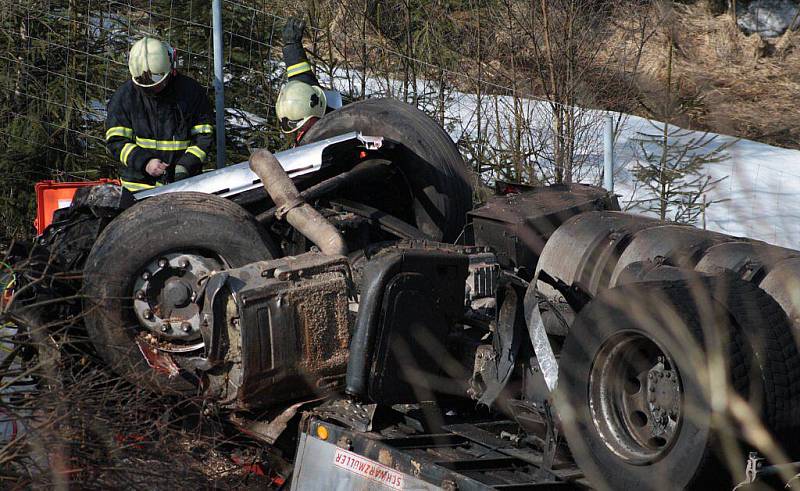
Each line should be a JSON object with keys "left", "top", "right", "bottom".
{"left": 619, "top": 2, "right": 800, "bottom": 149}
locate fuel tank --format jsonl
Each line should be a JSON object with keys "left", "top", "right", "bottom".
{"left": 535, "top": 208, "right": 800, "bottom": 336}
{"left": 468, "top": 184, "right": 619, "bottom": 280}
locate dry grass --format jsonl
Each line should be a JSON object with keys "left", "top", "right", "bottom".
{"left": 626, "top": 2, "right": 800, "bottom": 149}
{"left": 0, "top": 321, "right": 282, "bottom": 490}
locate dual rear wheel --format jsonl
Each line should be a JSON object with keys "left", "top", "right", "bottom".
{"left": 558, "top": 279, "right": 800, "bottom": 489}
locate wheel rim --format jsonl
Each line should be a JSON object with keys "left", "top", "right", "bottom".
{"left": 589, "top": 331, "right": 683, "bottom": 464}
{"left": 131, "top": 252, "right": 221, "bottom": 353}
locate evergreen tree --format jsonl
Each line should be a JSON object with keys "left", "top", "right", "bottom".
{"left": 627, "top": 27, "right": 731, "bottom": 225}
{"left": 629, "top": 122, "right": 731, "bottom": 224}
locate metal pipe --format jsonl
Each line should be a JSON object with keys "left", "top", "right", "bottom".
{"left": 255, "top": 159, "right": 392, "bottom": 223}
{"left": 249, "top": 149, "right": 347, "bottom": 256}
{"left": 212, "top": 0, "right": 226, "bottom": 170}
{"left": 603, "top": 114, "right": 614, "bottom": 192}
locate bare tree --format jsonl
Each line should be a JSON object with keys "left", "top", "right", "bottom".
{"left": 491, "top": 0, "right": 660, "bottom": 185}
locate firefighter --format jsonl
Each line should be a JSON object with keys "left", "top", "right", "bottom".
{"left": 105, "top": 37, "right": 214, "bottom": 192}
{"left": 276, "top": 18, "right": 333, "bottom": 144}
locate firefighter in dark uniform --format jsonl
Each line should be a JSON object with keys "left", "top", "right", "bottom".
{"left": 277, "top": 19, "right": 341, "bottom": 144}
{"left": 105, "top": 37, "right": 214, "bottom": 192}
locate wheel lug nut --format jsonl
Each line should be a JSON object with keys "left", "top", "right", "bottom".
{"left": 161, "top": 324, "right": 171, "bottom": 333}
{"left": 179, "top": 259, "right": 189, "bottom": 269}
{"left": 158, "top": 258, "right": 168, "bottom": 268}
{"left": 143, "top": 308, "right": 153, "bottom": 320}
{"left": 142, "top": 271, "right": 151, "bottom": 281}
{"left": 135, "top": 290, "right": 146, "bottom": 300}
{"left": 181, "top": 322, "right": 192, "bottom": 333}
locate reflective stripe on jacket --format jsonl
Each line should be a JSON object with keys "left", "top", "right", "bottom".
{"left": 105, "top": 73, "right": 213, "bottom": 190}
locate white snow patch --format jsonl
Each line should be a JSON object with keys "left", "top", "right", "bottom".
{"left": 612, "top": 114, "right": 800, "bottom": 249}
{"left": 318, "top": 66, "right": 800, "bottom": 248}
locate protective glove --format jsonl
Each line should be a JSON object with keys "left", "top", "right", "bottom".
{"left": 282, "top": 18, "right": 306, "bottom": 45}
{"left": 145, "top": 158, "right": 169, "bottom": 177}
{"left": 174, "top": 164, "right": 190, "bottom": 181}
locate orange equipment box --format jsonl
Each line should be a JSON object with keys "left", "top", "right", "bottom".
{"left": 34, "top": 179, "right": 120, "bottom": 235}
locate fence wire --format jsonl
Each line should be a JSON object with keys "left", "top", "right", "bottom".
{"left": 0, "top": 0, "right": 615, "bottom": 239}
{"left": 1, "top": 2, "right": 608, "bottom": 166}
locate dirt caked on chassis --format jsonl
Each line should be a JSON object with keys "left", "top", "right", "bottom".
{"left": 7, "top": 98, "right": 800, "bottom": 489}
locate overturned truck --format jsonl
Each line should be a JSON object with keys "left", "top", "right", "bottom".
{"left": 9, "top": 98, "right": 800, "bottom": 489}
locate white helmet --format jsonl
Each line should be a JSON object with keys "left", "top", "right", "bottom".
{"left": 276, "top": 80, "right": 327, "bottom": 133}
{"left": 129, "top": 37, "right": 174, "bottom": 88}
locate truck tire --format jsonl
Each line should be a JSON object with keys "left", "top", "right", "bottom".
{"left": 83, "top": 192, "right": 276, "bottom": 394}
{"left": 556, "top": 281, "right": 779, "bottom": 490}
{"left": 301, "top": 98, "right": 473, "bottom": 242}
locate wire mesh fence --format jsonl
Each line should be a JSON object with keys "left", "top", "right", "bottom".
{"left": 4, "top": 1, "right": 799, "bottom": 246}
{"left": 0, "top": 0, "right": 622, "bottom": 239}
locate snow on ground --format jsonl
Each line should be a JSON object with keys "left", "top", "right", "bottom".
{"left": 82, "top": 64, "right": 800, "bottom": 249}
{"left": 319, "top": 68, "right": 800, "bottom": 249}
{"left": 614, "top": 114, "right": 800, "bottom": 249}
{"left": 737, "top": 0, "right": 800, "bottom": 37}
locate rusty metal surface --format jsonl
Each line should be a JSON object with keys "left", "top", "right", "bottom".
{"left": 469, "top": 184, "right": 617, "bottom": 223}
{"left": 314, "top": 399, "right": 379, "bottom": 432}
{"left": 229, "top": 397, "right": 323, "bottom": 444}
{"left": 203, "top": 252, "right": 353, "bottom": 410}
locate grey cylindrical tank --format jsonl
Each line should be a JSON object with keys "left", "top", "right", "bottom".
{"left": 609, "top": 225, "right": 734, "bottom": 287}
{"left": 536, "top": 209, "right": 800, "bottom": 338}
{"left": 695, "top": 241, "right": 799, "bottom": 284}
{"left": 535, "top": 211, "right": 662, "bottom": 300}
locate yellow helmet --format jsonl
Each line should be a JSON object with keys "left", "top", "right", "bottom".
{"left": 276, "top": 80, "right": 327, "bottom": 133}
{"left": 129, "top": 37, "right": 174, "bottom": 88}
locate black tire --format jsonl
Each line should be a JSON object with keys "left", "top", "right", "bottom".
{"left": 83, "top": 192, "right": 276, "bottom": 394}
{"left": 556, "top": 281, "right": 776, "bottom": 490}
{"left": 703, "top": 276, "right": 800, "bottom": 442}
{"left": 301, "top": 98, "right": 473, "bottom": 242}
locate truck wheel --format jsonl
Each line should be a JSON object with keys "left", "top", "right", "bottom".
{"left": 556, "top": 281, "right": 767, "bottom": 490}
{"left": 301, "top": 98, "right": 473, "bottom": 242}
{"left": 82, "top": 192, "right": 276, "bottom": 394}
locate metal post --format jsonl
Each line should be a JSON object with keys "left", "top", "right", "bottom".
{"left": 212, "top": 0, "right": 225, "bottom": 169}
{"left": 603, "top": 114, "right": 614, "bottom": 192}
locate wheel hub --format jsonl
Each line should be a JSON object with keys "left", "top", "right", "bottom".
{"left": 646, "top": 360, "right": 681, "bottom": 436}
{"left": 589, "top": 332, "right": 683, "bottom": 464}
{"left": 163, "top": 277, "right": 192, "bottom": 308}
{"left": 132, "top": 253, "right": 219, "bottom": 345}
